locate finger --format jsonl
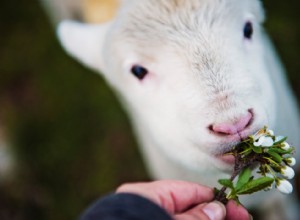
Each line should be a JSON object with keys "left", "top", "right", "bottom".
{"left": 116, "top": 180, "right": 214, "bottom": 214}
{"left": 175, "top": 201, "right": 226, "bottom": 220}
{"left": 225, "top": 200, "right": 252, "bottom": 220}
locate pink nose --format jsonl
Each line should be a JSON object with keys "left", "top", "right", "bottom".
{"left": 210, "top": 111, "right": 253, "bottom": 135}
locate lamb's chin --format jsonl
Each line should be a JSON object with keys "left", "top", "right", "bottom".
{"left": 210, "top": 152, "right": 236, "bottom": 173}
{"left": 209, "top": 141, "right": 238, "bottom": 163}
{"left": 216, "top": 154, "right": 236, "bottom": 165}
{"left": 213, "top": 144, "right": 237, "bottom": 166}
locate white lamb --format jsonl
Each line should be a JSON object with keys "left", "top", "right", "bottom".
{"left": 53, "top": 0, "right": 300, "bottom": 219}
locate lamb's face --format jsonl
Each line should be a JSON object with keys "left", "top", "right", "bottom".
{"left": 58, "top": 0, "right": 277, "bottom": 174}
{"left": 104, "top": 0, "right": 276, "bottom": 172}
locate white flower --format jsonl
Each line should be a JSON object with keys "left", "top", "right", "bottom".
{"left": 286, "top": 157, "right": 296, "bottom": 167}
{"left": 276, "top": 179, "right": 293, "bottom": 194}
{"left": 281, "top": 166, "right": 295, "bottom": 179}
{"left": 281, "top": 142, "right": 291, "bottom": 150}
{"left": 253, "top": 136, "right": 274, "bottom": 147}
{"left": 268, "top": 130, "right": 274, "bottom": 136}
{"left": 253, "top": 128, "right": 266, "bottom": 140}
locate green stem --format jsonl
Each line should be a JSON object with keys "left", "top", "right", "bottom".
{"left": 215, "top": 160, "right": 247, "bottom": 204}
{"left": 265, "top": 164, "right": 277, "bottom": 177}
{"left": 263, "top": 157, "right": 279, "bottom": 166}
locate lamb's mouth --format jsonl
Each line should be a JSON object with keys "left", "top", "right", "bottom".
{"left": 216, "top": 154, "right": 236, "bottom": 165}
{"left": 212, "top": 126, "right": 260, "bottom": 166}
{"left": 213, "top": 142, "right": 240, "bottom": 165}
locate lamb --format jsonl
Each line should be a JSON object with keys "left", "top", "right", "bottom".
{"left": 51, "top": 0, "right": 300, "bottom": 218}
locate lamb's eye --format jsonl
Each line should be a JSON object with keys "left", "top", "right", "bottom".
{"left": 131, "top": 65, "right": 148, "bottom": 80}
{"left": 243, "top": 22, "right": 253, "bottom": 39}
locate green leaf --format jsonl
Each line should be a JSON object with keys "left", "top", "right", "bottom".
{"left": 236, "top": 177, "right": 274, "bottom": 195}
{"left": 285, "top": 147, "right": 295, "bottom": 154}
{"left": 218, "top": 179, "right": 234, "bottom": 189}
{"left": 267, "top": 150, "right": 282, "bottom": 163}
{"left": 252, "top": 146, "right": 263, "bottom": 154}
{"left": 240, "top": 148, "right": 253, "bottom": 157}
{"left": 269, "top": 147, "right": 288, "bottom": 154}
{"left": 269, "top": 147, "right": 294, "bottom": 155}
{"left": 235, "top": 168, "right": 252, "bottom": 191}
{"left": 270, "top": 164, "right": 281, "bottom": 172}
{"left": 274, "top": 136, "right": 287, "bottom": 145}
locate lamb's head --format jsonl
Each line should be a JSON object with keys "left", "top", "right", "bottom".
{"left": 58, "top": 0, "right": 277, "bottom": 176}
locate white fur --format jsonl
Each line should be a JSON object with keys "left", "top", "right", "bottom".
{"left": 56, "top": 0, "right": 300, "bottom": 218}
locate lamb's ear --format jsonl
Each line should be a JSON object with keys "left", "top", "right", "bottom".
{"left": 57, "top": 20, "right": 112, "bottom": 72}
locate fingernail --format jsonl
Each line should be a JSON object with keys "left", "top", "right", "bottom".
{"left": 203, "top": 202, "right": 225, "bottom": 220}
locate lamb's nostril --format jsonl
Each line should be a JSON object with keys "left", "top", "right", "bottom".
{"left": 210, "top": 110, "right": 253, "bottom": 136}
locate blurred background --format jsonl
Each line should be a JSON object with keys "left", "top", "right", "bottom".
{"left": 0, "top": 0, "right": 299, "bottom": 219}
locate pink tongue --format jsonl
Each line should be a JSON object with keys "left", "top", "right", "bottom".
{"left": 218, "top": 154, "right": 235, "bottom": 164}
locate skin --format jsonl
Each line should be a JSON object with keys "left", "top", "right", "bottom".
{"left": 117, "top": 180, "right": 251, "bottom": 220}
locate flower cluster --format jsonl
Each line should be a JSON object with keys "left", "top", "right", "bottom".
{"left": 215, "top": 126, "right": 296, "bottom": 204}
{"left": 250, "top": 127, "right": 296, "bottom": 194}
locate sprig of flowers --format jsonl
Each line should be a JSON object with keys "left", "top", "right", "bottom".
{"left": 215, "top": 126, "right": 296, "bottom": 204}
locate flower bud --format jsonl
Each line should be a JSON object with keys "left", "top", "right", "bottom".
{"left": 281, "top": 142, "right": 290, "bottom": 150}
{"left": 276, "top": 179, "right": 293, "bottom": 194}
{"left": 281, "top": 166, "right": 295, "bottom": 179}
{"left": 285, "top": 157, "right": 296, "bottom": 167}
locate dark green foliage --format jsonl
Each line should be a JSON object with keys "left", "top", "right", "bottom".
{"left": 218, "top": 179, "right": 234, "bottom": 189}
{"left": 236, "top": 168, "right": 252, "bottom": 191}
{"left": 236, "top": 177, "right": 274, "bottom": 195}
{"left": 267, "top": 150, "right": 283, "bottom": 163}
{"left": 0, "top": 1, "right": 148, "bottom": 220}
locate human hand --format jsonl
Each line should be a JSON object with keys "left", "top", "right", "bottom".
{"left": 117, "top": 180, "right": 251, "bottom": 220}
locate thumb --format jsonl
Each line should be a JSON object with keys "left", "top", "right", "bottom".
{"left": 175, "top": 201, "right": 226, "bottom": 220}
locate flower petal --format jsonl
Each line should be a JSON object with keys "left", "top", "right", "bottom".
{"left": 281, "top": 166, "right": 295, "bottom": 179}
{"left": 253, "top": 129, "right": 265, "bottom": 140}
{"left": 254, "top": 136, "right": 265, "bottom": 147}
{"left": 268, "top": 130, "right": 274, "bottom": 136}
{"left": 281, "top": 142, "right": 290, "bottom": 150}
{"left": 261, "top": 137, "right": 274, "bottom": 147}
{"left": 286, "top": 157, "right": 296, "bottom": 167}
{"left": 276, "top": 179, "right": 293, "bottom": 194}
